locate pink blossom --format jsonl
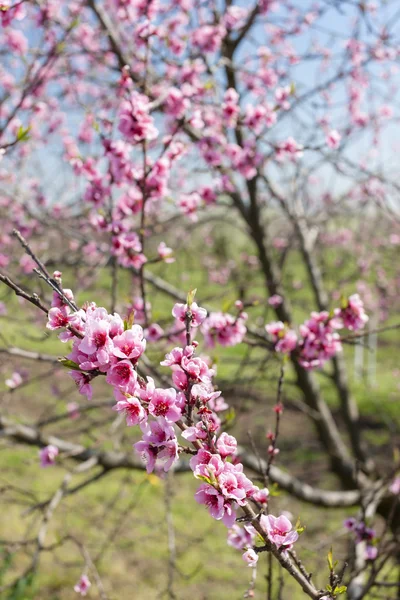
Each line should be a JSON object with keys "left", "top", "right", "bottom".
{"left": 47, "top": 306, "right": 72, "bottom": 330}
{"left": 276, "top": 137, "right": 303, "bottom": 161}
{"left": 74, "top": 574, "right": 91, "bottom": 596}
{"left": 177, "top": 192, "right": 202, "bottom": 220}
{"left": 253, "top": 487, "right": 269, "bottom": 504}
{"left": 389, "top": 477, "right": 400, "bottom": 495}
{"left": 134, "top": 440, "right": 158, "bottom": 473}
{"left": 337, "top": 294, "right": 368, "bottom": 330}
{"left": 227, "top": 524, "right": 255, "bottom": 550}
{"left": 148, "top": 388, "right": 181, "bottom": 422}
{"left": 268, "top": 294, "right": 283, "bottom": 307}
{"left": 326, "top": 129, "right": 341, "bottom": 149}
{"left": 365, "top": 546, "right": 378, "bottom": 561}
{"left": 298, "top": 311, "right": 342, "bottom": 369}
{"left": 113, "top": 395, "right": 147, "bottom": 426}
{"left": 265, "top": 321, "right": 297, "bottom": 354}
{"left": 5, "top": 29, "right": 28, "bottom": 55}
{"left": 165, "top": 87, "right": 189, "bottom": 118}
{"left": 145, "top": 323, "right": 164, "bottom": 342}
{"left": 69, "top": 371, "right": 93, "bottom": 401}
{"left": 195, "top": 483, "right": 236, "bottom": 527}
{"left": 216, "top": 432, "right": 237, "bottom": 458}
{"left": 157, "top": 242, "right": 175, "bottom": 263}
{"left": 260, "top": 514, "right": 299, "bottom": 550}
{"left": 201, "top": 312, "right": 247, "bottom": 348}
{"left": 242, "top": 548, "right": 259, "bottom": 567}
{"left": 172, "top": 302, "right": 207, "bottom": 327}
{"left": 39, "top": 445, "right": 59, "bottom": 467}
{"left": 5, "top": 371, "right": 23, "bottom": 389}
{"left": 118, "top": 91, "right": 158, "bottom": 143}
{"left": 106, "top": 359, "right": 136, "bottom": 391}
{"left": 78, "top": 316, "right": 113, "bottom": 365}
{"left": 112, "top": 326, "right": 146, "bottom": 362}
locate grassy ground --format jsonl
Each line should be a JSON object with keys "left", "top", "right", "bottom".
{"left": 0, "top": 227, "right": 399, "bottom": 599}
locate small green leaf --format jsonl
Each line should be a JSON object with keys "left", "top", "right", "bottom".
{"left": 125, "top": 308, "right": 135, "bottom": 330}
{"left": 186, "top": 288, "right": 197, "bottom": 307}
{"left": 58, "top": 358, "right": 80, "bottom": 370}
{"left": 334, "top": 585, "right": 347, "bottom": 595}
{"left": 16, "top": 125, "right": 31, "bottom": 142}
{"left": 327, "top": 548, "right": 333, "bottom": 571}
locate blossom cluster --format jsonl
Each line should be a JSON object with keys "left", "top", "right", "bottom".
{"left": 344, "top": 518, "right": 377, "bottom": 561}
{"left": 265, "top": 294, "right": 368, "bottom": 369}
{"left": 45, "top": 282, "right": 301, "bottom": 572}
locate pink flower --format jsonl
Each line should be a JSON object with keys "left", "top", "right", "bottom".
{"left": 78, "top": 318, "right": 113, "bottom": 366}
{"left": 365, "top": 546, "right": 378, "bottom": 561}
{"left": 242, "top": 548, "right": 259, "bottom": 567}
{"left": 201, "top": 312, "right": 247, "bottom": 348}
{"left": 298, "top": 311, "right": 342, "bottom": 369}
{"left": 276, "top": 137, "right": 303, "bottom": 161}
{"left": 253, "top": 487, "right": 269, "bottom": 504}
{"left": 195, "top": 483, "right": 236, "bottom": 527}
{"left": 134, "top": 440, "right": 158, "bottom": 473}
{"left": 39, "top": 445, "right": 59, "bottom": 467}
{"left": 47, "top": 306, "right": 71, "bottom": 330}
{"left": 74, "top": 574, "right": 91, "bottom": 596}
{"left": 172, "top": 302, "right": 207, "bottom": 327}
{"left": 389, "top": 477, "right": 400, "bottom": 495}
{"left": 69, "top": 371, "right": 93, "bottom": 401}
{"left": 157, "top": 242, "right": 175, "bottom": 263}
{"left": 118, "top": 91, "right": 158, "bottom": 143}
{"left": 265, "top": 321, "right": 297, "bottom": 354}
{"left": 106, "top": 360, "right": 136, "bottom": 391}
{"left": 227, "top": 524, "right": 255, "bottom": 550}
{"left": 337, "top": 294, "right": 368, "bottom": 331}
{"left": 326, "top": 129, "right": 341, "bottom": 149}
{"left": 148, "top": 388, "right": 181, "bottom": 422}
{"left": 5, "top": 371, "right": 23, "bottom": 389}
{"left": 216, "top": 433, "right": 237, "bottom": 458}
{"left": 260, "top": 514, "right": 299, "bottom": 550}
{"left": 268, "top": 294, "right": 283, "bottom": 307}
{"left": 113, "top": 395, "right": 147, "bottom": 426}
{"left": 112, "top": 326, "right": 146, "bottom": 362}
{"left": 145, "top": 323, "right": 164, "bottom": 342}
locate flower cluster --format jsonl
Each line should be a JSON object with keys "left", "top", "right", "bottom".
{"left": 265, "top": 295, "right": 368, "bottom": 369}
{"left": 47, "top": 274, "right": 146, "bottom": 402}
{"left": 344, "top": 518, "right": 377, "bottom": 561}
{"left": 201, "top": 311, "right": 247, "bottom": 348}
{"left": 335, "top": 294, "right": 369, "bottom": 331}
{"left": 298, "top": 311, "right": 342, "bottom": 369}
{"left": 46, "top": 287, "right": 300, "bottom": 567}
{"left": 118, "top": 91, "right": 158, "bottom": 143}
{"left": 265, "top": 321, "right": 297, "bottom": 354}
{"left": 192, "top": 451, "right": 258, "bottom": 527}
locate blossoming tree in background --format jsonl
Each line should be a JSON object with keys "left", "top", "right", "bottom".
{"left": 0, "top": 0, "right": 400, "bottom": 598}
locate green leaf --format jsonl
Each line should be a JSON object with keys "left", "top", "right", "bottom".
{"left": 334, "top": 585, "right": 347, "bottom": 595}
{"left": 327, "top": 548, "right": 333, "bottom": 571}
{"left": 186, "top": 288, "right": 197, "bottom": 307}
{"left": 16, "top": 126, "right": 31, "bottom": 142}
{"left": 125, "top": 308, "right": 135, "bottom": 330}
{"left": 58, "top": 358, "right": 80, "bottom": 370}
